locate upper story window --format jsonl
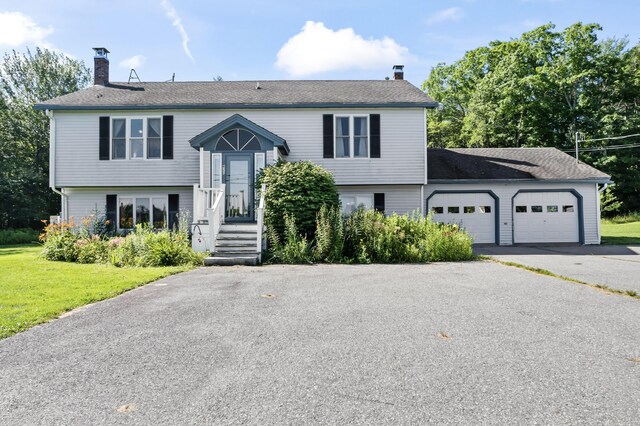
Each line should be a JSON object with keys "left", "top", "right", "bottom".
{"left": 335, "top": 116, "right": 369, "bottom": 158}
{"left": 111, "top": 117, "right": 162, "bottom": 160}
{"left": 215, "top": 129, "right": 261, "bottom": 151}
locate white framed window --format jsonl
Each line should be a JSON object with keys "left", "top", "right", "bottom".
{"left": 111, "top": 117, "right": 162, "bottom": 160}
{"left": 340, "top": 194, "right": 374, "bottom": 214}
{"left": 335, "top": 115, "right": 369, "bottom": 158}
{"left": 118, "top": 196, "right": 168, "bottom": 230}
{"left": 211, "top": 153, "right": 222, "bottom": 189}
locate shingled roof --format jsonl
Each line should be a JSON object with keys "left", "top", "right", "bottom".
{"left": 428, "top": 148, "right": 610, "bottom": 182}
{"left": 34, "top": 80, "right": 437, "bottom": 110}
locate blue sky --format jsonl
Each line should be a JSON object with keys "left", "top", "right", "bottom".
{"left": 0, "top": 0, "right": 639, "bottom": 87}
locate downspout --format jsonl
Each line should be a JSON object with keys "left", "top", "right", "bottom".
{"left": 422, "top": 107, "right": 428, "bottom": 217}
{"left": 46, "top": 110, "right": 67, "bottom": 221}
{"left": 598, "top": 183, "right": 608, "bottom": 194}
{"left": 596, "top": 183, "right": 609, "bottom": 245}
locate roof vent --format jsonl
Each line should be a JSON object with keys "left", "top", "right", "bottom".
{"left": 256, "top": 82, "right": 261, "bottom": 90}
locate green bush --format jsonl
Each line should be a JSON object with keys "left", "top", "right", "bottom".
{"left": 313, "top": 205, "right": 344, "bottom": 263}
{"left": 267, "top": 214, "right": 313, "bottom": 264}
{"left": 108, "top": 225, "right": 203, "bottom": 267}
{"left": 40, "top": 222, "right": 80, "bottom": 262}
{"left": 0, "top": 228, "right": 39, "bottom": 245}
{"left": 342, "top": 209, "right": 473, "bottom": 263}
{"left": 76, "top": 236, "right": 110, "bottom": 264}
{"left": 40, "top": 219, "right": 203, "bottom": 267}
{"left": 260, "top": 161, "right": 339, "bottom": 242}
{"left": 602, "top": 211, "right": 640, "bottom": 224}
{"left": 266, "top": 206, "right": 474, "bottom": 264}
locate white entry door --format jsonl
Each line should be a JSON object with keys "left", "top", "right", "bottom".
{"left": 513, "top": 192, "right": 579, "bottom": 243}
{"left": 429, "top": 193, "right": 496, "bottom": 244}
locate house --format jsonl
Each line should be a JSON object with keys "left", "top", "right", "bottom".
{"left": 35, "top": 48, "right": 610, "bottom": 264}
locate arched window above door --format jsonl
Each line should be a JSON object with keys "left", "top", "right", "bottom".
{"left": 215, "top": 129, "right": 261, "bottom": 151}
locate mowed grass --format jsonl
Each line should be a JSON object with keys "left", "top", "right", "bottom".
{"left": 0, "top": 244, "right": 192, "bottom": 339}
{"left": 601, "top": 220, "right": 640, "bottom": 245}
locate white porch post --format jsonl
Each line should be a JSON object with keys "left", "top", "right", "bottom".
{"left": 199, "top": 147, "right": 205, "bottom": 187}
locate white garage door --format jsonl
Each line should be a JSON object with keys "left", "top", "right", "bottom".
{"left": 513, "top": 192, "right": 579, "bottom": 243}
{"left": 429, "top": 193, "right": 496, "bottom": 244}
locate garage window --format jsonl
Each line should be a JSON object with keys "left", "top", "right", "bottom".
{"left": 531, "top": 205, "right": 543, "bottom": 213}
{"left": 547, "top": 205, "right": 558, "bottom": 213}
{"left": 563, "top": 205, "right": 574, "bottom": 212}
{"left": 448, "top": 206, "right": 459, "bottom": 214}
{"left": 464, "top": 206, "right": 475, "bottom": 213}
{"left": 479, "top": 206, "right": 491, "bottom": 213}
{"left": 516, "top": 206, "right": 527, "bottom": 213}
{"left": 432, "top": 207, "right": 443, "bottom": 214}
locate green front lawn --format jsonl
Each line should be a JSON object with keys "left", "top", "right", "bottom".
{"left": 601, "top": 221, "right": 640, "bottom": 245}
{"left": 0, "top": 244, "right": 192, "bottom": 339}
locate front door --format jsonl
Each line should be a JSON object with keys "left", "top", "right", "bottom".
{"left": 224, "top": 153, "right": 254, "bottom": 222}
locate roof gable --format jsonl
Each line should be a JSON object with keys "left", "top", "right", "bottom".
{"left": 189, "top": 114, "right": 290, "bottom": 154}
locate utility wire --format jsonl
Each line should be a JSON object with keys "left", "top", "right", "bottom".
{"left": 563, "top": 132, "right": 640, "bottom": 153}
{"left": 579, "top": 133, "right": 640, "bottom": 143}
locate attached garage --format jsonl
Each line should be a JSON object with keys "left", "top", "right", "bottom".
{"left": 513, "top": 191, "right": 580, "bottom": 243}
{"left": 426, "top": 148, "right": 611, "bottom": 245}
{"left": 427, "top": 192, "right": 497, "bottom": 244}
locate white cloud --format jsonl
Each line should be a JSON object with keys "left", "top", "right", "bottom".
{"left": 276, "top": 21, "right": 411, "bottom": 76}
{"left": 0, "top": 11, "right": 53, "bottom": 48}
{"left": 160, "top": 0, "right": 195, "bottom": 63}
{"left": 119, "top": 54, "right": 146, "bottom": 69}
{"left": 426, "top": 7, "right": 464, "bottom": 26}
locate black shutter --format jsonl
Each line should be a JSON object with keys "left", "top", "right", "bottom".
{"left": 163, "top": 115, "right": 174, "bottom": 160}
{"left": 106, "top": 194, "right": 117, "bottom": 232}
{"left": 370, "top": 114, "right": 380, "bottom": 158}
{"left": 168, "top": 194, "right": 179, "bottom": 230}
{"left": 99, "top": 116, "right": 110, "bottom": 160}
{"left": 323, "top": 114, "right": 334, "bottom": 158}
{"left": 374, "top": 193, "right": 385, "bottom": 214}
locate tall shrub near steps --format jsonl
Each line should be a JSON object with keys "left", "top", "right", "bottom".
{"left": 259, "top": 160, "right": 339, "bottom": 243}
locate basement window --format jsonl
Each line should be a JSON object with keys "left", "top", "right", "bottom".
{"left": 118, "top": 196, "right": 168, "bottom": 230}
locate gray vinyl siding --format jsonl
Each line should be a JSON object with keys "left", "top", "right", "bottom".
{"left": 65, "top": 187, "right": 193, "bottom": 223}
{"left": 53, "top": 108, "right": 426, "bottom": 187}
{"left": 424, "top": 182, "right": 601, "bottom": 245}
{"left": 338, "top": 185, "right": 422, "bottom": 215}
{"left": 54, "top": 111, "right": 199, "bottom": 187}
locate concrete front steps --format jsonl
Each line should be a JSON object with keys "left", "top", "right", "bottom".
{"left": 204, "top": 223, "right": 261, "bottom": 266}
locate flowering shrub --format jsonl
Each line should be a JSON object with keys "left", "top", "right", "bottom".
{"left": 40, "top": 216, "right": 203, "bottom": 267}
{"left": 267, "top": 207, "right": 474, "bottom": 264}
{"left": 39, "top": 219, "right": 80, "bottom": 262}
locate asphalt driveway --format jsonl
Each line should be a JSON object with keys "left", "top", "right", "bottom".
{"left": 1, "top": 262, "right": 638, "bottom": 425}
{"left": 475, "top": 244, "right": 640, "bottom": 294}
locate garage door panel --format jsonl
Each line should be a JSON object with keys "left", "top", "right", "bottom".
{"left": 429, "top": 193, "right": 495, "bottom": 244}
{"left": 513, "top": 192, "right": 579, "bottom": 243}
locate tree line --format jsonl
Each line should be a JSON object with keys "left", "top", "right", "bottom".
{"left": 0, "top": 48, "right": 90, "bottom": 228}
{"left": 423, "top": 23, "right": 640, "bottom": 214}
